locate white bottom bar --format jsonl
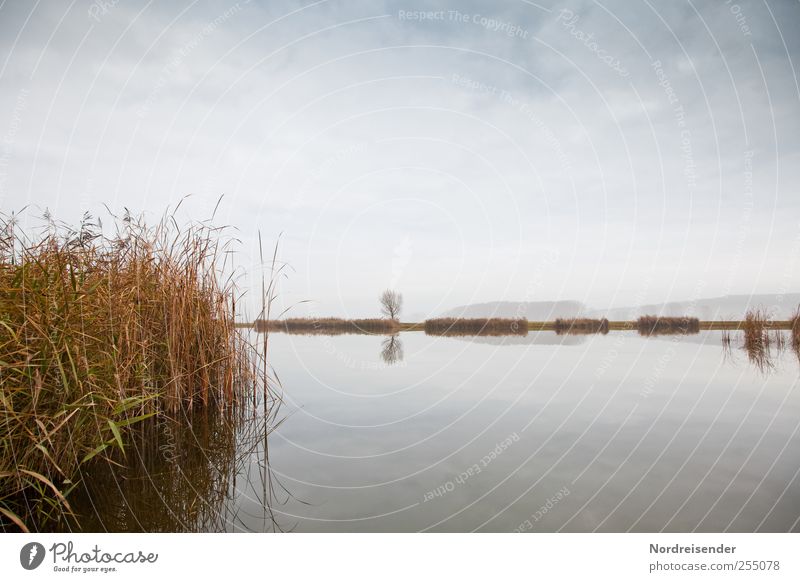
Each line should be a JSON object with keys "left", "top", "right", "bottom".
{"left": 2, "top": 533, "right": 798, "bottom": 581}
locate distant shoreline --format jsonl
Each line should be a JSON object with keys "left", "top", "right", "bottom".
{"left": 237, "top": 319, "right": 797, "bottom": 332}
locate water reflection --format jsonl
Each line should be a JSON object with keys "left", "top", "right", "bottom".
{"left": 264, "top": 331, "right": 800, "bottom": 532}
{"left": 452, "top": 333, "right": 588, "bottom": 346}
{"left": 720, "top": 329, "right": 797, "bottom": 374}
{"left": 721, "top": 329, "right": 735, "bottom": 363}
{"left": 380, "top": 335, "right": 404, "bottom": 365}
{"left": 64, "top": 405, "right": 290, "bottom": 532}
{"left": 62, "top": 329, "right": 800, "bottom": 532}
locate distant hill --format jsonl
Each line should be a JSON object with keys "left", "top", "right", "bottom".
{"left": 590, "top": 294, "right": 800, "bottom": 321}
{"left": 440, "top": 300, "right": 585, "bottom": 320}
{"left": 440, "top": 294, "right": 800, "bottom": 322}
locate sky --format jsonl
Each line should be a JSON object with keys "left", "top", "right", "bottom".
{"left": 1, "top": 0, "right": 799, "bottom": 319}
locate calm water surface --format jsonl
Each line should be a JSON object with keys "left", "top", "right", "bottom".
{"left": 73, "top": 331, "right": 800, "bottom": 532}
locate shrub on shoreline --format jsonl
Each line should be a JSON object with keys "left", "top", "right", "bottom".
{"left": 637, "top": 315, "right": 700, "bottom": 335}
{"left": 256, "top": 317, "right": 400, "bottom": 335}
{"left": 423, "top": 318, "right": 528, "bottom": 336}
{"left": 553, "top": 318, "right": 609, "bottom": 335}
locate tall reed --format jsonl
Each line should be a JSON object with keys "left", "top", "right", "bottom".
{"left": 741, "top": 308, "right": 774, "bottom": 372}
{"left": 742, "top": 308, "right": 771, "bottom": 352}
{"left": 0, "top": 209, "right": 259, "bottom": 531}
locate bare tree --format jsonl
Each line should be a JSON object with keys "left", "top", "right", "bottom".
{"left": 380, "top": 289, "right": 402, "bottom": 320}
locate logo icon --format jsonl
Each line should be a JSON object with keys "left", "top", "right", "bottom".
{"left": 20, "top": 542, "right": 46, "bottom": 570}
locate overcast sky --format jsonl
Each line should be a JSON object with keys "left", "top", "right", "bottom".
{"left": 1, "top": 0, "right": 799, "bottom": 318}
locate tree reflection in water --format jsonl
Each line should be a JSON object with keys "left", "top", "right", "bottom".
{"left": 380, "top": 334, "right": 404, "bottom": 365}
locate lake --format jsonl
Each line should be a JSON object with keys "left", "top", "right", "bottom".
{"left": 69, "top": 330, "right": 800, "bottom": 532}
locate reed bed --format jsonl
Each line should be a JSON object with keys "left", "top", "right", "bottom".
{"left": 256, "top": 317, "right": 400, "bottom": 335}
{"left": 637, "top": 315, "right": 700, "bottom": 336}
{"left": 553, "top": 318, "right": 609, "bottom": 335}
{"left": 424, "top": 318, "right": 528, "bottom": 337}
{"left": 718, "top": 312, "right": 790, "bottom": 372}
{"left": 791, "top": 307, "right": 800, "bottom": 354}
{"left": 0, "top": 210, "right": 262, "bottom": 531}
{"left": 740, "top": 308, "right": 777, "bottom": 372}
{"left": 742, "top": 308, "right": 772, "bottom": 352}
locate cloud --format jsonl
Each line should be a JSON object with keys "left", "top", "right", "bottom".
{"left": 0, "top": 0, "right": 798, "bottom": 315}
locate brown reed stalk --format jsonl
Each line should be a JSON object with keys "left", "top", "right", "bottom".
{"left": 742, "top": 308, "right": 774, "bottom": 372}
{"left": 0, "top": 208, "right": 261, "bottom": 531}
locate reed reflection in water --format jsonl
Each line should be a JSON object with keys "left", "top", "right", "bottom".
{"left": 720, "top": 328, "right": 799, "bottom": 374}
{"left": 64, "top": 401, "right": 290, "bottom": 532}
